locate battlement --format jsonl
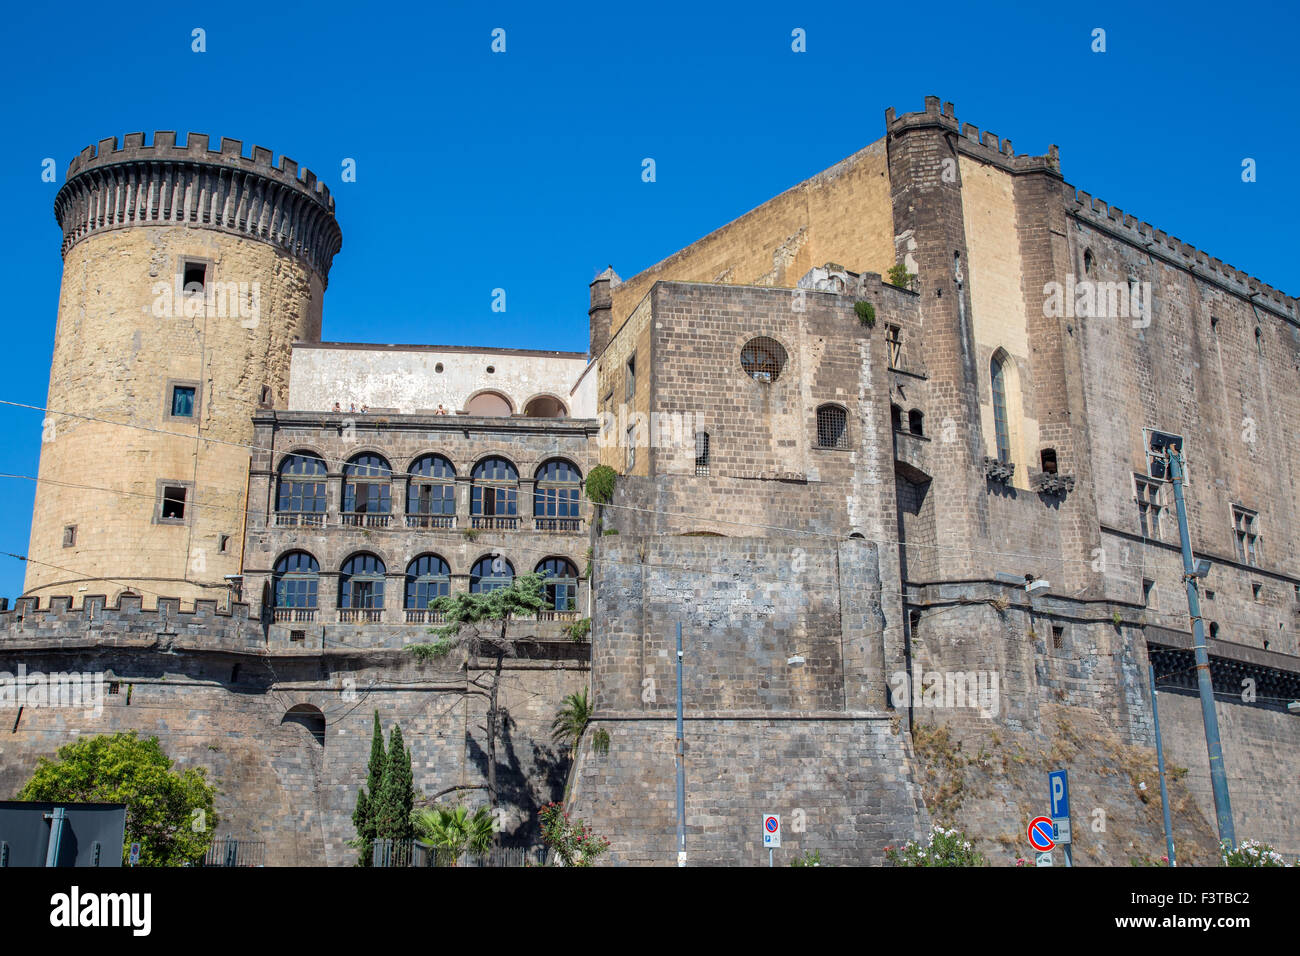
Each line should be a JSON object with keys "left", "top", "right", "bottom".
{"left": 66, "top": 131, "right": 335, "bottom": 211}
{"left": 54, "top": 131, "right": 343, "bottom": 279}
{"left": 1064, "top": 185, "right": 1298, "bottom": 317}
{"left": 0, "top": 594, "right": 260, "bottom": 646}
{"left": 885, "top": 95, "right": 1062, "bottom": 176}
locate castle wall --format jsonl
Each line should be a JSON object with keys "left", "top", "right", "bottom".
{"left": 27, "top": 133, "right": 341, "bottom": 609}
{"left": 1067, "top": 193, "right": 1300, "bottom": 655}
{"left": 288, "top": 343, "right": 592, "bottom": 417}
{"left": 568, "top": 533, "right": 928, "bottom": 864}
{"left": 603, "top": 138, "right": 895, "bottom": 341}
{"left": 242, "top": 411, "right": 598, "bottom": 624}
{"left": 0, "top": 599, "right": 587, "bottom": 865}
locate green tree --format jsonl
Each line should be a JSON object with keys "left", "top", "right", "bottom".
{"left": 18, "top": 731, "right": 217, "bottom": 866}
{"left": 413, "top": 805, "right": 494, "bottom": 865}
{"left": 551, "top": 688, "right": 593, "bottom": 754}
{"left": 374, "top": 724, "right": 414, "bottom": 843}
{"left": 351, "top": 710, "right": 387, "bottom": 866}
{"left": 409, "top": 571, "right": 550, "bottom": 841}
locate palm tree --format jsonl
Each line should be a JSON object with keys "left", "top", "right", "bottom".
{"left": 551, "top": 688, "right": 593, "bottom": 754}
{"left": 413, "top": 805, "right": 495, "bottom": 866}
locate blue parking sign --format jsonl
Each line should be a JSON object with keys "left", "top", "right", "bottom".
{"left": 1049, "top": 770, "right": 1070, "bottom": 819}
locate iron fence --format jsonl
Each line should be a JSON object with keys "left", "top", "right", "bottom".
{"left": 372, "top": 839, "right": 544, "bottom": 867}
{"left": 199, "top": 837, "right": 266, "bottom": 867}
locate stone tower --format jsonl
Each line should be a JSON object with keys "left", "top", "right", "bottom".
{"left": 25, "top": 132, "right": 342, "bottom": 607}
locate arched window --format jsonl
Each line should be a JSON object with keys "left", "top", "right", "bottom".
{"left": 471, "top": 457, "right": 519, "bottom": 528}
{"left": 990, "top": 351, "right": 1012, "bottom": 463}
{"left": 273, "top": 551, "right": 319, "bottom": 617}
{"left": 890, "top": 403, "right": 904, "bottom": 432}
{"left": 817, "top": 404, "right": 848, "bottom": 449}
{"left": 407, "top": 454, "right": 456, "bottom": 528}
{"left": 534, "top": 459, "right": 582, "bottom": 531}
{"left": 276, "top": 453, "right": 327, "bottom": 525}
{"left": 470, "top": 555, "right": 514, "bottom": 593}
{"left": 740, "top": 337, "right": 788, "bottom": 383}
{"left": 465, "top": 391, "right": 512, "bottom": 416}
{"left": 536, "top": 557, "right": 579, "bottom": 613}
{"left": 405, "top": 554, "right": 450, "bottom": 610}
{"left": 908, "top": 409, "right": 924, "bottom": 437}
{"left": 342, "top": 453, "right": 391, "bottom": 524}
{"left": 524, "top": 395, "right": 567, "bottom": 418}
{"left": 282, "top": 704, "right": 325, "bottom": 746}
{"left": 339, "top": 553, "right": 386, "bottom": 611}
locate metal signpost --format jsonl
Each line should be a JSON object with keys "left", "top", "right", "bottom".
{"left": 763, "top": 814, "right": 781, "bottom": 867}
{"left": 1049, "top": 769, "right": 1072, "bottom": 867}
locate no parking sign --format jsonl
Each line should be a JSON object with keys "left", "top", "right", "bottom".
{"left": 762, "top": 814, "right": 781, "bottom": 848}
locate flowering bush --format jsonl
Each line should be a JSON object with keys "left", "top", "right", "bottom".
{"left": 1221, "top": 839, "right": 1293, "bottom": 867}
{"left": 885, "top": 825, "right": 985, "bottom": 866}
{"left": 538, "top": 801, "right": 611, "bottom": 867}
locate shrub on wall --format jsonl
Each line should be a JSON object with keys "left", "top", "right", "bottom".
{"left": 854, "top": 300, "right": 876, "bottom": 327}
{"left": 585, "top": 464, "right": 617, "bottom": 504}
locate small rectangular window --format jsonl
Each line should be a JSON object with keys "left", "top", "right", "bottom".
{"left": 62, "top": 525, "right": 76, "bottom": 548}
{"left": 1142, "top": 578, "right": 1155, "bottom": 608}
{"left": 694, "top": 431, "right": 711, "bottom": 476}
{"left": 885, "top": 325, "right": 902, "bottom": 369}
{"left": 625, "top": 354, "right": 636, "bottom": 400}
{"left": 1134, "top": 475, "right": 1163, "bottom": 538}
{"left": 1051, "top": 625, "right": 1064, "bottom": 650}
{"left": 182, "top": 261, "right": 207, "bottom": 295}
{"left": 626, "top": 426, "right": 636, "bottom": 470}
{"left": 219, "top": 534, "right": 230, "bottom": 554}
{"left": 108, "top": 682, "right": 120, "bottom": 695}
{"left": 161, "top": 485, "right": 187, "bottom": 521}
{"left": 171, "top": 385, "right": 196, "bottom": 418}
{"left": 1232, "top": 505, "right": 1259, "bottom": 567}
{"left": 1252, "top": 582, "right": 1263, "bottom": 601}
{"left": 290, "top": 630, "right": 306, "bottom": 643}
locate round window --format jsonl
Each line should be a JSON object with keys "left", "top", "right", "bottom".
{"left": 740, "top": 337, "right": 788, "bottom": 383}
{"left": 435, "top": 363, "right": 444, "bottom": 373}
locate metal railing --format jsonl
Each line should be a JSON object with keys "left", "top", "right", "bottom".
{"left": 372, "top": 839, "right": 544, "bottom": 868}
{"left": 199, "top": 838, "right": 266, "bottom": 867}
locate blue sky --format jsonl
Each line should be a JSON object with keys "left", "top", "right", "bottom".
{"left": 0, "top": 0, "right": 1295, "bottom": 600}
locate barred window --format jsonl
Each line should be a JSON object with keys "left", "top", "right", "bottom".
{"left": 740, "top": 337, "right": 788, "bottom": 383}
{"left": 695, "top": 431, "right": 711, "bottom": 476}
{"left": 816, "top": 405, "right": 848, "bottom": 449}
{"left": 1232, "top": 505, "right": 1259, "bottom": 567}
{"left": 991, "top": 350, "right": 1012, "bottom": 463}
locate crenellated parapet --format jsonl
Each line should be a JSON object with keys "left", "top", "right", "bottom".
{"left": 54, "top": 131, "right": 343, "bottom": 281}
{"left": 0, "top": 593, "right": 262, "bottom": 649}
{"left": 885, "top": 95, "right": 1062, "bottom": 177}
{"left": 1064, "top": 185, "right": 1298, "bottom": 319}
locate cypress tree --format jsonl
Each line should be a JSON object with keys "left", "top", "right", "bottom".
{"left": 352, "top": 710, "right": 387, "bottom": 865}
{"left": 376, "top": 724, "right": 414, "bottom": 842}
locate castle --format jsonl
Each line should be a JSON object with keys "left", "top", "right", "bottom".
{"left": 4, "top": 97, "right": 1299, "bottom": 865}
